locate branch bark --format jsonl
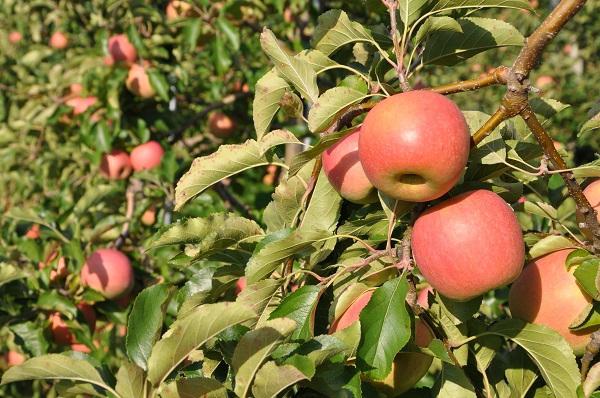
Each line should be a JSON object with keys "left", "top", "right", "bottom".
{"left": 431, "top": 66, "right": 509, "bottom": 95}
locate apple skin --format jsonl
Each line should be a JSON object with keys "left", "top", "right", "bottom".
{"left": 130, "top": 141, "right": 164, "bottom": 171}
{"left": 412, "top": 190, "right": 525, "bottom": 301}
{"left": 509, "top": 249, "right": 599, "bottom": 355}
{"left": 8, "top": 31, "right": 22, "bottom": 44}
{"left": 126, "top": 64, "right": 155, "bottom": 98}
{"left": 235, "top": 277, "right": 247, "bottom": 296}
{"left": 80, "top": 248, "right": 134, "bottom": 299}
{"left": 24, "top": 224, "right": 40, "bottom": 239}
{"left": 322, "top": 129, "right": 378, "bottom": 204}
{"left": 65, "top": 96, "right": 97, "bottom": 115}
{"left": 100, "top": 150, "right": 132, "bottom": 180}
{"left": 583, "top": 180, "right": 600, "bottom": 222}
{"left": 208, "top": 112, "right": 236, "bottom": 138}
{"left": 358, "top": 91, "right": 470, "bottom": 202}
{"left": 49, "top": 31, "right": 68, "bottom": 49}
{"left": 107, "top": 34, "right": 137, "bottom": 65}
{"left": 329, "top": 290, "right": 433, "bottom": 395}
{"left": 535, "top": 75, "right": 555, "bottom": 89}
{"left": 141, "top": 206, "right": 157, "bottom": 226}
{"left": 5, "top": 350, "right": 25, "bottom": 366}
{"left": 166, "top": 1, "right": 193, "bottom": 20}
{"left": 50, "top": 303, "right": 96, "bottom": 346}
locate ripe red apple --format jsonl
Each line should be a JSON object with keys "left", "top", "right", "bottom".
{"left": 5, "top": 351, "right": 25, "bottom": 366}
{"left": 8, "top": 31, "right": 22, "bottom": 44}
{"left": 80, "top": 248, "right": 134, "bottom": 299}
{"left": 50, "top": 303, "right": 96, "bottom": 346}
{"left": 65, "top": 96, "right": 97, "bottom": 115}
{"left": 107, "top": 34, "right": 137, "bottom": 65}
{"left": 126, "top": 64, "right": 155, "bottom": 98}
{"left": 208, "top": 112, "right": 236, "bottom": 138}
{"left": 24, "top": 224, "right": 40, "bottom": 239}
{"left": 141, "top": 206, "right": 157, "bottom": 226}
{"left": 166, "top": 1, "right": 193, "bottom": 20}
{"left": 358, "top": 91, "right": 470, "bottom": 202}
{"left": 100, "top": 150, "right": 132, "bottom": 180}
{"left": 412, "top": 190, "right": 525, "bottom": 301}
{"left": 329, "top": 290, "right": 433, "bottom": 395}
{"left": 509, "top": 249, "right": 599, "bottom": 354}
{"left": 235, "top": 277, "right": 247, "bottom": 296}
{"left": 583, "top": 180, "right": 600, "bottom": 221}
{"left": 322, "top": 129, "right": 378, "bottom": 204}
{"left": 130, "top": 141, "right": 164, "bottom": 171}
{"left": 49, "top": 31, "right": 68, "bottom": 49}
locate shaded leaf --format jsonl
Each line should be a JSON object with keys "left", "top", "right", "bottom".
{"left": 252, "top": 361, "right": 308, "bottom": 398}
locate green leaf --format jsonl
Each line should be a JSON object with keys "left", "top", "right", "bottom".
{"left": 467, "top": 111, "right": 507, "bottom": 165}
{"left": 573, "top": 257, "right": 600, "bottom": 300}
{"left": 5, "top": 207, "right": 69, "bottom": 242}
{"left": 414, "top": 16, "right": 463, "bottom": 44}
{"left": 232, "top": 318, "right": 297, "bottom": 397}
{"left": 253, "top": 70, "right": 289, "bottom": 140}
{"left": 10, "top": 322, "right": 48, "bottom": 357}
{"left": 246, "top": 229, "right": 330, "bottom": 283}
{"left": 126, "top": 284, "right": 173, "bottom": 371}
{"left": 524, "top": 201, "right": 559, "bottom": 220}
{"left": 357, "top": 276, "right": 411, "bottom": 380}
{"left": 312, "top": 9, "right": 376, "bottom": 56}
{"left": 236, "top": 279, "right": 283, "bottom": 328}
{"left": 399, "top": 0, "right": 430, "bottom": 25}
{"left": 147, "top": 69, "right": 170, "bottom": 101}
{"left": 252, "top": 361, "right": 309, "bottom": 398}
{"left": 260, "top": 29, "right": 318, "bottom": 103}
{"left": 485, "top": 319, "right": 581, "bottom": 398}
{"left": 0, "top": 263, "right": 25, "bottom": 287}
{"left": 216, "top": 17, "right": 240, "bottom": 51}
{"left": 160, "top": 377, "right": 228, "bottom": 398}
{"left": 433, "top": 362, "right": 477, "bottom": 397}
{"left": 182, "top": 18, "right": 202, "bottom": 52}
{"left": 269, "top": 285, "right": 321, "bottom": 341}
{"left": 307, "top": 87, "right": 371, "bottom": 133}
{"left": 423, "top": 17, "right": 523, "bottom": 66}
{"left": 296, "top": 49, "right": 339, "bottom": 72}
{"left": 1, "top": 354, "right": 117, "bottom": 396}
{"left": 115, "top": 362, "right": 145, "bottom": 398}
{"left": 306, "top": 362, "right": 362, "bottom": 397}
{"left": 431, "top": 0, "right": 532, "bottom": 12}
{"left": 529, "top": 235, "right": 576, "bottom": 259}
{"left": 36, "top": 291, "right": 78, "bottom": 318}
{"left": 147, "top": 302, "right": 255, "bottom": 386}
{"left": 175, "top": 131, "right": 289, "bottom": 210}
{"left": 504, "top": 348, "right": 538, "bottom": 398}
{"left": 288, "top": 130, "right": 351, "bottom": 177}
{"left": 300, "top": 169, "right": 343, "bottom": 233}
{"left": 579, "top": 118, "right": 600, "bottom": 138}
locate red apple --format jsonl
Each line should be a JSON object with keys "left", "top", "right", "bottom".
{"left": 166, "top": 1, "right": 193, "bottom": 20}
{"left": 69, "top": 83, "right": 83, "bottom": 96}
{"left": 509, "top": 249, "right": 598, "bottom": 354}
{"left": 235, "top": 277, "right": 247, "bottom": 296}
{"left": 24, "top": 224, "right": 40, "bottom": 239}
{"left": 130, "top": 141, "right": 164, "bottom": 171}
{"left": 100, "top": 150, "right": 132, "bottom": 180}
{"left": 103, "top": 55, "right": 115, "bottom": 66}
{"left": 126, "top": 64, "right": 155, "bottom": 98}
{"left": 412, "top": 190, "right": 525, "bottom": 301}
{"left": 8, "top": 31, "right": 22, "bottom": 44}
{"left": 208, "top": 112, "right": 235, "bottom": 138}
{"left": 49, "top": 31, "right": 68, "bottom": 49}
{"left": 80, "top": 248, "right": 134, "bottom": 299}
{"left": 583, "top": 180, "right": 600, "bottom": 222}
{"left": 322, "top": 129, "right": 378, "bottom": 204}
{"left": 107, "top": 34, "right": 137, "bottom": 65}
{"left": 5, "top": 351, "right": 25, "bottom": 366}
{"left": 65, "top": 96, "right": 97, "bottom": 115}
{"left": 50, "top": 303, "right": 96, "bottom": 346}
{"left": 141, "top": 206, "right": 157, "bottom": 226}
{"left": 535, "top": 75, "right": 555, "bottom": 89}
{"left": 358, "top": 91, "right": 470, "bottom": 202}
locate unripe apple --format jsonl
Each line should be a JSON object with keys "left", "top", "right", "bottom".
{"left": 50, "top": 303, "right": 96, "bottom": 346}
{"left": 509, "top": 249, "right": 599, "bottom": 354}
{"left": 358, "top": 91, "right": 470, "bottom": 202}
{"left": 24, "top": 224, "right": 40, "bottom": 239}
{"left": 412, "top": 190, "right": 525, "bottom": 301}
{"left": 141, "top": 206, "right": 157, "bottom": 226}
{"left": 322, "top": 129, "right": 378, "bottom": 204}
{"left": 126, "top": 64, "right": 155, "bottom": 98}
{"left": 107, "top": 34, "right": 137, "bottom": 65}
{"left": 330, "top": 290, "right": 433, "bottom": 395}
{"left": 208, "top": 112, "right": 236, "bottom": 138}
{"left": 8, "top": 31, "right": 22, "bottom": 44}
{"left": 49, "top": 31, "right": 68, "bottom": 49}
{"left": 65, "top": 96, "right": 97, "bottom": 115}
{"left": 5, "top": 351, "right": 25, "bottom": 366}
{"left": 80, "top": 248, "right": 134, "bottom": 299}
{"left": 100, "top": 150, "right": 132, "bottom": 180}
{"left": 130, "top": 141, "right": 164, "bottom": 171}
{"left": 235, "top": 277, "right": 247, "bottom": 296}
{"left": 166, "top": 1, "right": 193, "bottom": 20}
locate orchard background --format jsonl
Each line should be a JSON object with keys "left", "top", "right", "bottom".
{"left": 1, "top": 0, "right": 600, "bottom": 397}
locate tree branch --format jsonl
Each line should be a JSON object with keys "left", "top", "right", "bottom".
{"left": 383, "top": 0, "right": 411, "bottom": 92}
{"left": 214, "top": 181, "right": 257, "bottom": 222}
{"left": 430, "top": 66, "right": 509, "bottom": 95}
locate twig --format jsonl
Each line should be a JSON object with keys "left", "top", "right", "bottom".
{"left": 214, "top": 181, "right": 257, "bottom": 222}
{"left": 430, "top": 66, "right": 509, "bottom": 95}
{"left": 581, "top": 330, "right": 600, "bottom": 381}
{"left": 382, "top": 0, "right": 411, "bottom": 92}
{"left": 114, "top": 179, "right": 142, "bottom": 249}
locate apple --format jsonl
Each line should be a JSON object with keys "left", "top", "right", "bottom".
{"left": 412, "top": 189, "right": 525, "bottom": 301}
{"left": 65, "top": 96, "right": 97, "bottom": 115}
{"left": 49, "top": 31, "right": 68, "bottom": 49}
{"left": 107, "top": 34, "right": 137, "bottom": 65}
{"left": 126, "top": 64, "right": 155, "bottom": 98}
{"left": 5, "top": 351, "right": 25, "bottom": 366}
{"left": 80, "top": 248, "right": 134, "bottom": 299}
{"left": 583, "top": 179, "right": 600, "bottom": 221}
{"left": 208, "top": 112, "right": 235, "bottom": 138}
{"left": 166, "top": 1, "right": 193, "bottom": 21}
{"left": 24, "top": 224, "right": 40, "bottom": 239}
{"left": 141, "top": 206, "right": 157, "bottom": 226}
{"left": 235, "top": 277, "right": 247, "bottom": 296}
{"left": 50, "top": 303, "right": 96, "bottom": 346}
{"left": 535, "top": 75, "right": 555, "bottom": 89}
{"left": 69, "top": 83, "right": 83, "bottom": 96}
{"left": 103, "top": 55, "right": 115, "bottom": 66}
{"left": 322, "top": 129, "right": 378, "bottom": 204}
{"left": 329, "top": 290, "right": 433, "bottom": 395}
{"left": 8, "top": 31, "right": 22, "bottom": 44}
{"left": 509, "top": 249, "right": 599, "bottom": 354}
{"left": 130, "top": 141, "right": 164, "bottom": 171}
{"left": 100, "top": 150, "right": 132, "bottom": 180}
{"left": 358, "top": 91, "right": 470, "bottom": 202}
{"left": 262, "top": 164, "right": 279, "bottom": 186}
